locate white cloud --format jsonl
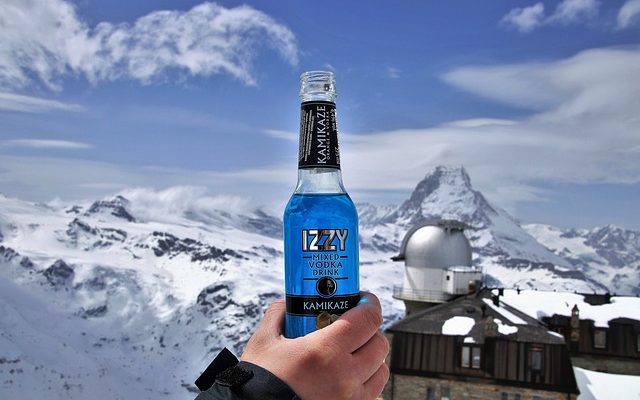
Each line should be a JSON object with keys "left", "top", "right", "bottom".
{"left": 501, "top": 0, "right": 600, "bottom": 32}
{"left": 444, "top": 118, "right": 517, "bottom": 128}
{"left": 323, "top": 63, "right": 337, "bottom": 72}
{"left": 501, "top": 3, "right": 545, "bottom": 32}
{"left": 0, "top": 154, "right": 295, "bottom": 208}
{"left": 0, "top": 92, "right": 82, "bottom": 112}
{"left": 617, "top": 0, "right": 640, "bottom": 29}
{"left": 263, "top": 129, "right": 298, "bottom": 141}
{"left": 118, "top": 186, "right": 252, "bottom": 223}
{"left": 441, "top": 47, "right": 640, "bottom": 117}
{"left": 0, "top": 0, "right": 298, "bottom": 90}
{"left": 548, "top": 0, "right": 600, "bottom": 24}
{"left": 442, "top": 62, "right": 560, "bottom": 110}
{"left": 1, "top": 47, "right": 639, "bottom": 218}
{"left": 342, "top": 47, "right": 640, "bottom": 208}
{"left": 1, "top": 139, "right": 92, "bottom": 149}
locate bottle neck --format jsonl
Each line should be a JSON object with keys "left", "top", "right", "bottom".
{"left": 295, "top": 71, "right": 345, "bottom": 194}
{"left": 294, "top": 168, "right": 346, "bottom": 194}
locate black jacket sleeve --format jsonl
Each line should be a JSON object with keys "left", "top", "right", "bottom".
{"left": 194, "top": 348, "right": 299, "bottom": 400}
{"left": 195, "top": 361, "right": 299, "bottom": 400}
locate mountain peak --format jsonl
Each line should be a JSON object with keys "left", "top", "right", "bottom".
{"left": 429, "top": 165, "right": 471, "bottom": 182}
{"left": 85, "top": 195, "right": 136, "bottom": 222}
{"left": 412, "top": 165, "right": 472, "bottom": 196}
{"left": 385, "top": 164, "right": 495, "bottom": 227}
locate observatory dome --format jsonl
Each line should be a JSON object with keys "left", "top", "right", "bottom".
{"left": 398, "top": 220, "right": 472, "bottom": 269}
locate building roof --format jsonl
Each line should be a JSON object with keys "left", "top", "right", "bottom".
{"left": 388, "top": 289, "right": 565, "bottom": 345}
{"left": 495, "top": 289, "right": 640, "bottom": 328}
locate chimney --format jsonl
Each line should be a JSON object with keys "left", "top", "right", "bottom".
{"left": 485, "top": 316, "right": 498, "bottom": 338}
{"left": 570, "top": 305, "right": 580, "bottom": 343}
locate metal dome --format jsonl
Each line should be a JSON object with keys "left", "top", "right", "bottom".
{"left": 393, "top": 220, "right": 472, "bottom": 269}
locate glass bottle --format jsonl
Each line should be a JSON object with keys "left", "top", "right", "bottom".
{"left": 284, "top": 71, "right": 360, "bottom": 338}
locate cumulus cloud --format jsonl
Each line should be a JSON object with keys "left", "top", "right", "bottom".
{"left": 1, "top": 139, "right": 92, "bottom": 149}
{"left": 617, "top": 0, "right": 640, "bottom": 29}
{"left": 0, "top": 0, "right": 298, "bottom": 90}
{"left": 501, "top": 0, "right": 600, "bottom": 32}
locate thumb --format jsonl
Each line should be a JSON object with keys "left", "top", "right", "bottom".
{"left": 256, "top": 299, "right": 286, "bottom": 339}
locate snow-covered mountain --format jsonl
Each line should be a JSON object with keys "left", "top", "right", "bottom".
{"left": 359, "top": 165, "right": 606, "bottom": 292}
{"left": 524, "top": 223, "right": 640, "bottom": 295}
{"left": 0, "top": 190, "right": 403, "bottom": 400}
{"left": 0, "top": 166, "right": 634, "bottom": 399}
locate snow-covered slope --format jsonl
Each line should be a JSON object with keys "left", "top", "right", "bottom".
{"left": 524, "top": 223, "right": 640, "bottom": 295}
{"left": 0, "top": 190, "right": 403, "bottom": 400}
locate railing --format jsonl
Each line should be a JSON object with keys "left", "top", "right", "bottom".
{"left": 392, "top": 286, "right": 453, "bottom": 302}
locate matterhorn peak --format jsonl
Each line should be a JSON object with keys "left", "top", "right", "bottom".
{"left": 411, "top": 165, "right": 472, "bottom": 198}
{"left": 428, "top": 165, "right": 472, "bottom": 184}
{"left": 385, "top": 164, "right": 495, "bottom": 227}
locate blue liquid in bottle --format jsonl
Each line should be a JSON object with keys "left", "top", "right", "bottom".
{"left": 284, "top": 193, "right": 359, "bottom": 338}
{"left": 284, "top": 71, "right": 359, "bottom": 338}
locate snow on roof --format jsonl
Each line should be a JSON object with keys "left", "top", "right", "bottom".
{"left": 574, "top": 367, "right": 640, "bottom": 400}
{"left": 442, "top": 316, "right": 475, "bottom": 336}
{"left": 495, "top": 289, "right": 640, "bottom": 328}
{"left": 548, "top": 331, "right": 564, "bottom": 339}
{"left": 482, "top": 298, "right": 527, "bottom": 325}
{"left": 494, "top": 318, "right": 518, "bottom": 335}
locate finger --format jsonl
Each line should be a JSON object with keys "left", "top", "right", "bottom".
{"left": 351, "top": 332, "right": 390, "bottom": 382}
{"left": 308, "top": 292, "right": 383, "bottom": 352}
{"left": 351, "top": 363, "right": 389, "bottom": 400}
{"left": 256, "top": 299, "right": 286, "bottom": 339}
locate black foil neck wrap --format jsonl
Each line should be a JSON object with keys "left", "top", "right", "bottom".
{"left": 298, "top": 101, "right": 340, "bottom": 169}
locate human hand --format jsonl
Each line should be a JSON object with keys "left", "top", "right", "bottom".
{"left": 241, "top": 292, "right": 389, "bottom": 400}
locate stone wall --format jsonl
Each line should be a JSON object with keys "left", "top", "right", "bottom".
{"left": 382, "top": 374, "right": 577, "bottom": 400}
{"left": 571, "top": 355, "right": 640, "bottom": 375}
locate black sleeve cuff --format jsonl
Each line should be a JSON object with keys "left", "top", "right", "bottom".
{"left": 195, "top": 348, "right": 299, "bottom": 400}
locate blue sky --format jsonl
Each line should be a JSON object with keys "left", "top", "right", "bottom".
{"left": 1, "top": 0, "right": 639, "bottom": 229}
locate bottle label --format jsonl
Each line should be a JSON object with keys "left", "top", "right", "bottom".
{"left": 286, "top": 294, "right": 360, "bottom": 316}
{"left": 298, "top": 101, "right": 340, "bottom": 169}
{"left": 285, "top": 221, "right": 359, "bottom": 334}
